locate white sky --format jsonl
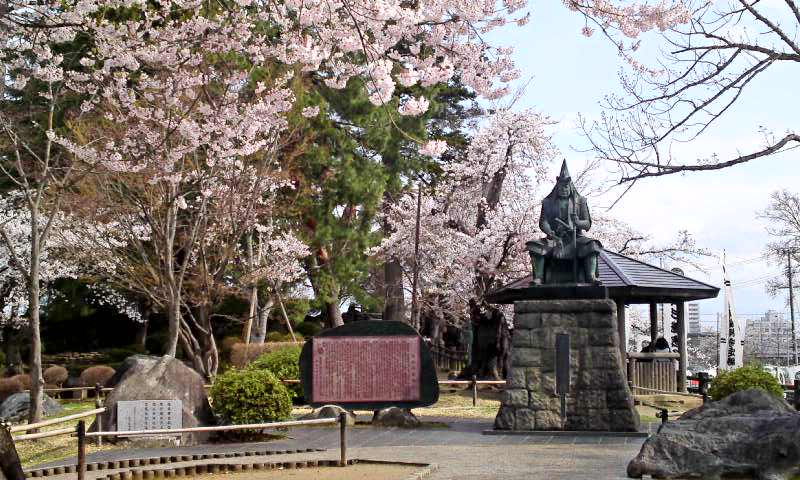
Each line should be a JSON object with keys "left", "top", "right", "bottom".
{"left": 487, "top": 1, "right": 800, "bottom": 326}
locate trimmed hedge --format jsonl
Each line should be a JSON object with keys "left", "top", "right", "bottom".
{"left": 79, "top": 365, "right": 116, "bottom": 387}
{"left": 44, "top": 365, "right": 69, "bottom": 387}
{"left": 210, "top": 368, "right": 292, "bottom": 424}
{"left": 248, "top": 346, "right": 302, "bottom": 399}
{"left": 10, "top": 374, "right": 31, "bottom": 390}
{"left": 709, "top": 364, "right": 784, "bottom": 400}
{"left": 230, "top": 342, "right": 304, "bottom": 368}
{"left": 0, "top": 378, "right": 23, "bottom": 402}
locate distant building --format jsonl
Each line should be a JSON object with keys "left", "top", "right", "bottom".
{"left": 744, "top": 310, "right": 793, "bottom": 365}
{"left": 687, "top": 303, "right": 701, "bottom": 335}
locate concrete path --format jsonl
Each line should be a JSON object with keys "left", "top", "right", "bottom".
{"left": 30, "top": 418, "right": 652, "bottom": 479}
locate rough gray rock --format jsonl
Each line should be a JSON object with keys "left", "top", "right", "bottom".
{"left": 0, "top": 393, "right": 63, "bottom": 423}
{"left": 372, "top": 407, "right": 421, "bottom": 428}
{"left": 628, "top": 389, "right": 800, "bottom": 480}
{"left": 300, "top": 405, "right": 356, "bottom": 426}
{"left": 91, "top": 355, "right": 214, "bottom": 445}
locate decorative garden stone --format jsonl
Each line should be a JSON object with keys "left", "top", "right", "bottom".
{"left": 628, "top": 389, "right": 800, "bottom": 479}
{"left": 300, "top": 405, "right": 356, "bottom": 426}
{"left": 372, "top": 407, "right": 421, "bottom": 428}
{"left": 0, "top": 393, "right": 63, "bottom": 423}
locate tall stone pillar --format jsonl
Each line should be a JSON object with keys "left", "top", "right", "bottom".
{"left": 495, "top": 299, "right": 640, "bottom": 432}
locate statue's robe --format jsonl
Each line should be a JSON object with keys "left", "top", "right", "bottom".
{"left": 530, "top": 193, "right": 602, "bottom": 260}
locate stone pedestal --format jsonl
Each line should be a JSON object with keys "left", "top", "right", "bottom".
{"left": 494, "top": 299, "right": 639, "bottom": 432}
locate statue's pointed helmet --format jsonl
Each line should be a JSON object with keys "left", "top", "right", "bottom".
{"left": 557, "top": 159, "right": 571, "bottom": 183}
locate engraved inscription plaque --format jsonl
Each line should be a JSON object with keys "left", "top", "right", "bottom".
{"left": 117, "top": 400, "right": 182, "bottom": 432}
{"left": 311, "top": 336, "right": 420, "bottom": 403}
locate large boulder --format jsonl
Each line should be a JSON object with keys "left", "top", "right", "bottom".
{"left": 628, "top": 388, "right": 800, "bottom": 479}
{"left": 0, "top": 393, "right": 63, "bottom": 423}
{"left": 91, "top": 355, "right": 214, "bottom": 445}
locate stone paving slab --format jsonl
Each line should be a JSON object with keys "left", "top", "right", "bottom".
{"left": 30, "top": 418, "right": 648, "bottom": 480}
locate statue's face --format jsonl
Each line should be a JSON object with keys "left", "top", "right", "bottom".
{"left": 557, "top": 181, "right": 571, "bottom": 198}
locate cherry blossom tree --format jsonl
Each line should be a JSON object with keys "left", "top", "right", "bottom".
{"left": 573, "top": 0, "right": 798, "bottom": 182}
{"left": 377, "top": 108, "right": 556, "bottom": 377}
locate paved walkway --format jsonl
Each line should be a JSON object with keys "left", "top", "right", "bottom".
{"left": 31, "top": 418, "right": 653, "bottom": 479}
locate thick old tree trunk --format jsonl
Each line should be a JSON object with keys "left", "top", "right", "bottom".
{"left": 325, "top": 299, "right": 343, "bottom": 328}
{"left": 460, "top": 299, "right": 511, "bottom": 380}
{"left": 382, "top": 259, "right": 405, "bottom": 323}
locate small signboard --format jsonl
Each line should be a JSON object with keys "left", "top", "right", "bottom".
{"left": 117, "top": 400, "right": 182, "bottom": 432}
{"left": 300, "top": 320, "right": 438, "bottom": 410}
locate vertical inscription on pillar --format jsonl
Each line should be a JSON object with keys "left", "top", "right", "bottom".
{"left": 312, "top": 336, "right": 421, "bottom": 403}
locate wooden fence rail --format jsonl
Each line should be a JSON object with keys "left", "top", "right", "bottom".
{"left": 84, "top": 417, "right": 336, "bottom": 438}
{"left": 10, "top": 407, "right": 106, "bottom": 434}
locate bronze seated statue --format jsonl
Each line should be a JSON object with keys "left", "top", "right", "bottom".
{"left": 526, "top": 161, "right": 603, "bottom": 285}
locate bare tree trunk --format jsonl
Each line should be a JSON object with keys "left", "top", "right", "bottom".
{"left": 382, "top": 259, "right": 405, "bottom": 323}
{"left": 165, "top": 293, "right": 180, "bottom": 356}
{"left": 178, "top": 303, "right": 219, "bottom": 380}
{"left": 27, "top": 224, "right": 43, "bottom": 425}
{"left": 251, "top": 298, "right": 273, "bottom": 344}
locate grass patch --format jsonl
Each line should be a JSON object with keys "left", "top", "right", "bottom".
{"left": 14, "top": 400, "right": 120, "bottom": 468}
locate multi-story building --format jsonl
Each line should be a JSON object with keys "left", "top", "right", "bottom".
{"left": 687, "top": 303, "right": 701, "bottom": 335}
{"left": 744, "top": 310, "right": 794, "bottom": 365}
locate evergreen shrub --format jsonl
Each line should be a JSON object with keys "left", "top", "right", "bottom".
{"left": 249, "top": 346, "right": 303, "bottom": 399}
{"left": 210, "top": 368, "right": 292, "bottom": 424}
{"left": 295, "top": 321, "right": 322, "bottom": 338}
{"left": 709, "top": 364, "right": 784, "bottom": 400}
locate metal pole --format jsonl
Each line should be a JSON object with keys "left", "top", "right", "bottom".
{"left": 339, "top": 412, "right": 347, "bottom": 467}
{"left": 788, "top": 252, "right": 797, "bottom": 365}
{"left": 77, "top": 420, "right": 86, "bottom": 480}
{"left": 471, "top": 375, "right": 477, "bottom": 406}
{"left": 410, "top": 183, "right": 422, "bottom": 330}
{"left": 94, "top": 385, "right": 103, "bottom": 447}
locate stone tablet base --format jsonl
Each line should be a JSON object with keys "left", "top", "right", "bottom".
{"left": 494, "top": 299, "right": 640, "bottom": 432}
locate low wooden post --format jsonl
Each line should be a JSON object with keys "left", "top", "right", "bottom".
{"left": 794, "top": 379, "right": 800, "bottom": 411}
{"left": 338, "top": 412, "right": 347, "bottom": 467}
{"left": 77, "top": 420, "right": 86, "bottom": 480}
{"left": 94, "top": 385, "right": 104, "bottom": 446}
{"left": 471, "top": 375, "right": 478, "bottom": 407}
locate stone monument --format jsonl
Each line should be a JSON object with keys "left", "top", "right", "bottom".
{"left": 494, "top": 161, "right": 639, "bottom": 432}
